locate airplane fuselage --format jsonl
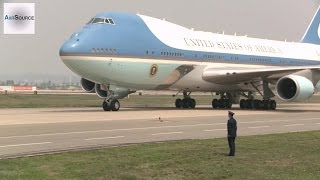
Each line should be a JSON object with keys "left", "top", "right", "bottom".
{"left": 60, "top": 12, "right": 320, "bottom": 93}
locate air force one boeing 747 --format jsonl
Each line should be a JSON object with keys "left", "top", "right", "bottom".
{"left": 60, "top": 7, "right": 320, "bottom": 111}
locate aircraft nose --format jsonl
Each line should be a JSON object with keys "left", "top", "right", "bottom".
{"left": 59, "top": 33, "right": 82, "bottom": 56}
{"left": 59, "top": 40, "right": 79, "bottom": 56}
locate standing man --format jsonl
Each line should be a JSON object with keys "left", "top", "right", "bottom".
{"left": 227, "top": 111, "right": 237, "bottom": 156}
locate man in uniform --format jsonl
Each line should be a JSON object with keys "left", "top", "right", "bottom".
{"left": 227, "top": 111, "right": 237, "bottom": 156}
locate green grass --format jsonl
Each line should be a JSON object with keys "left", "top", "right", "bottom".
{"left": 1, "top": 131, "right": 320, "bottom": 179}
{"left": 0, "top": 94, "right": 101, "bottom": 108}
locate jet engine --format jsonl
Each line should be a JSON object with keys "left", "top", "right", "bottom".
{"left": 95, "top": 84, "right": 133, "bottom": 99}
{"left": 80, "top": 78, "right": 95, "bottom": 93}
{"left": 276, "top": 75, "right": 314, "bottom": 101}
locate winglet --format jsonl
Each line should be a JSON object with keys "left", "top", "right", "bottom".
{"left": 301, "top": 6, "right": 320, "bottom": 44}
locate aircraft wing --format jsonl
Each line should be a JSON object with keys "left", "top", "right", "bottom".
{"left": 202, "top": 66, "right": 320, "bottom": 84}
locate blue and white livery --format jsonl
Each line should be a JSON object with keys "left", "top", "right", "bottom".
{"left": 60, "top": 6, "right": 320, "bottom": 111}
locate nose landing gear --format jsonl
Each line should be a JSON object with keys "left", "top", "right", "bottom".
{"left": 103, "top": 99, "right": 120, "bottom": 111}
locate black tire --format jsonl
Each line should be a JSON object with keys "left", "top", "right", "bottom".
{"left": 270, "top": 100, "right": 277, "bottom": 110}
{"left": 103, "top": 101, "right": 111, "bottom": 111}
{"left": 110, "top": 99, "right": 120, "bottom": 111}
{"left": 218, "top": 99, "right": 225, "bottom": 108}
{"left": 239, "top": 99, "right": 246, "bottom": 109}
{"left": 258, "top": 100, "right": 264, "bottom": 110}
{"left": 263, "top": 100, "right": 271, "bottom": 110}
{"left": 226, "top": 99, "right": 232, "bottom": 109}
{"left": 212, "top": 99, "right": 219, "bottom": 109}
{"left": 253, "top": 100, "right": 260, "bottom": 109}
{"left": 182, "top": 99, "right": 189, "bottom": 108}
{"left": 175, "top": 98, "right": 182, "bottom": 108}
{"left": 246, "top": 100, "right": 253, "bottom": 109}
{"left": 189, "top": 99, "right": 196, "bottom": 109}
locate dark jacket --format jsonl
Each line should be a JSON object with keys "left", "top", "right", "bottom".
{"left": 227, "top": 117, "right": 237, "bottom": 137}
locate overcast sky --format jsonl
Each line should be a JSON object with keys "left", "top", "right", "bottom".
{"left": 0, "top": 0, "right": 320, "bottom": 81}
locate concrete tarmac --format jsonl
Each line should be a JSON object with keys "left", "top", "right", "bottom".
{"left": 1, "top": 104, "right": 320, "bottom": 158}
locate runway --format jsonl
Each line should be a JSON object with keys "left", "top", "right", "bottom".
{"left": 1, "top": 104, "right": 320, "bottom": 158}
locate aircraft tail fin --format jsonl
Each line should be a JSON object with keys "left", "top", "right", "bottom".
{"left": 301, "top": 6, "right": 320, "bottom": 44}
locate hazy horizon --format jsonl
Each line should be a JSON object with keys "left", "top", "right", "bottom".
{"left": 1, "top": 0, "right": 320, "bottom": 81}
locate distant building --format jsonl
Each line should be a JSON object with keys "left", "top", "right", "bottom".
{"left": 0, "top": 86, "right": 37, "bottom": 92}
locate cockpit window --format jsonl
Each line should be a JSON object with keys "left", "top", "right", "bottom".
{"left": 88, "top": 17, "right": 116, "bottom": 25}
{"left": 108, "top": 18, "right": 115, "bottom": 25}
{"left": 92, "top": 18, "right": 105, "bottom": 24}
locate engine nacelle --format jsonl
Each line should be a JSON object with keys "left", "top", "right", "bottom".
{"left": 276, "top": 75, "right": 314, "bottom": 101}
{"left": 80, "top": 78, "right": 95, "bottom": 93}
{"left": 95, "top": 84, "right": 133, "bottom": 99}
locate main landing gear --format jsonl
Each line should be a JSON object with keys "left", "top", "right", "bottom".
{"left": 175, "top": 91, "right": 196, "bottom": 109}
{"left": 102, "top": 99, "right": 120, "bottom": 111}
{"left": 212, "top": 93, "right": 232, "bottom": 109}
{"left": 239, "top": 84, "right": 276, "bottom": 110}
{"left": 239, "top": 99, "right": 276, "bottom": 110}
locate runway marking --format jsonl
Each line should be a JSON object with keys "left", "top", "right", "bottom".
{"left": 152, "top": 132, "right": 183, "bottom": 136}
{"left": 203, "top": 129, "right": 226, "bottom": 132}
{"left": 0, "top": 142, "right": 52, "bottom": 148}
{"left": 248, "top": 126, "right": 270, "bottom": 129}
{"left": 284, "top": 124, "right": 304, "bottom": 127}
{"left": 0, "top": 123, "right": 224, "bottom": 139}
{"left": 85, "top": 136, "right": 125, "bottom": 141}
{"left": 0, "top": 117, "right": 319, "bottom": 139}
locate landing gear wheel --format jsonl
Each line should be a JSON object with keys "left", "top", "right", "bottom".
{"left": 226, "top": 99, "right": 232, "bottom": 109}
{"left": 262, "top": 100, "right": 270, "bottom": 110}
{"left": 189, "top": 98, "right": 196, "bottom": 109}
{"left": 110, "top": 99, "right": 120, "bottom": 111}
{"left": 103, "top": 101, "right": 111, "bottom": 111}
{"left": 253, "top": 100, "right": 260, "bottom": 110}
{"left": 175, "top": 98, "right": 182, "bottom": 108}
{"left": 240, "top": 99, "right": 246, "bottom": 109}
{"left": 182, "top": 99, "right": 189, "bottom": 108}
{"left": 270, "top": 100, "right": 276, "bottom": 110}
{"left": 218, "top": 99, "right": 226, "bottom": 108}
{"left": 246, "top": 100, "right": 253, "bottom": 109}
{"left": 212, "top": 99, "right": 219, "bottom": 109}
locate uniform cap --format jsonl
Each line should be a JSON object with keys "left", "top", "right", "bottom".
{"left": 228, "top": 111, "right": 234, "bottom": 116}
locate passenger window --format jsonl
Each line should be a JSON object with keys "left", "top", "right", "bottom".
{"left": 105, "top": 19, "right": 110, "bottom": 24}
